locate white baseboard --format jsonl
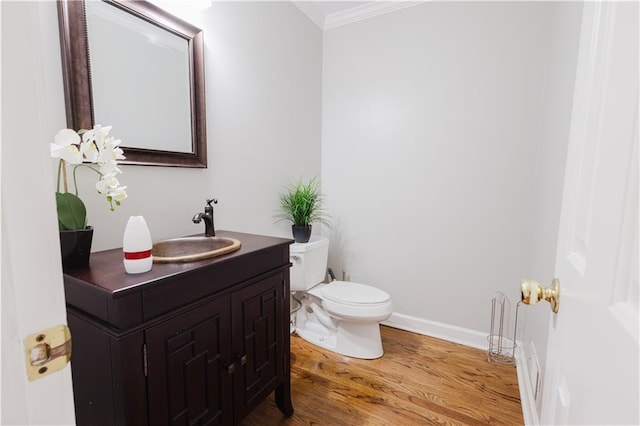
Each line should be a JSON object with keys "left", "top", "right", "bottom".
{"left": 514, "top": 345, "right": 540, "bottom": 426}
{"left": 382, "top": 312, "right": 537, "bottom": 425}
{"left": 382, "top": 312, "right": 488, "bottom": 350}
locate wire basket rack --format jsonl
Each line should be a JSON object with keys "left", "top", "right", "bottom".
{"left": 487, "top": 291, "right": 521, "bottom": 365}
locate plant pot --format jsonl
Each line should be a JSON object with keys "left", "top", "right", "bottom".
{"left": 292, "top": 225, "right": 312, "bottom": 243}
{"left": 60, "top": 226, "right": 93, "bottom": 270}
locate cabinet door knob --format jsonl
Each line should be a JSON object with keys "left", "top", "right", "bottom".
{"left": 227, "top": 363, "right": 235, "bottom": 375}
{"left": 240, "top": 355, "right": 248, "bottom": 366}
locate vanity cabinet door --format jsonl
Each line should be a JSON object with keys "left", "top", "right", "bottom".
{"left": 232, "top": 272, "right": 285, "bottom": 420}
{"left": 146, "top": 296, "right": 233, "bottom": 426}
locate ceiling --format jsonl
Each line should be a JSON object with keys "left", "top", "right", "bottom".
{"left": 292, "top": 1, "right": 421, "bottom": 30}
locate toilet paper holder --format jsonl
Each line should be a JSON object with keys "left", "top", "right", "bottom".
{"left": 487, "top": 291, "right": 520, "bottom": 365}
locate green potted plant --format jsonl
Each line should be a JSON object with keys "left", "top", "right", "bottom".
{"left": 50, "top": 125, "right": 127, "bottom": 268}
{"left": 276, "top": 177, "right": 329, "bottom": 243}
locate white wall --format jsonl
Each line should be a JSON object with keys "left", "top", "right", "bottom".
{"left": 44, "top": 1, "right": 322, "bottom": 251}
{"left": 321, "top": 2, "right": 574, "bottom": 336}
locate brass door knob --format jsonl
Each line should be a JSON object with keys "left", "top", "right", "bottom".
{"left": 521, "top": 278, "right": 560, "bottom": 313}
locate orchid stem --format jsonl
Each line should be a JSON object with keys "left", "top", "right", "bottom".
{"left": 72, "top": 164, "right": 79, "bottom": 196}
{"left": 56, "top": 160, "right": 62, "bottom": 193}
{"left": 61, "top": 159, "right": 69, "bottom": 193}
{"left": 72, "top": 165, "right": 103, "bottom": 196}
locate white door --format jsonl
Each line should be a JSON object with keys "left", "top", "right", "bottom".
{"left": 541, "top": 1, "right": 639, "bottom": 424}
{"left": 1, "top": 1, "right": 76, "bottom": 424}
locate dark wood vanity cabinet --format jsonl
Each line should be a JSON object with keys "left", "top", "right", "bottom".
{"left": 145, "top": 294, "right": 233, "bottom": 425}
{"left": 64, "top": 231, "right": 294, "bottom": 425}
{"left": 146, "top": 273, "right": 284, "bottom": 425}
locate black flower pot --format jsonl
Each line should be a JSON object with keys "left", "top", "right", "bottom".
{"left": 60, "top": 226, "right": 93, "bottom": 270}
{"left": 292, "top": 225, "right": 312, "bottom": 243}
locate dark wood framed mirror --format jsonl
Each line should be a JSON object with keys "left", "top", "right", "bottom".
{"left": 57, "top": 0, "right": 207, "bottom": 167}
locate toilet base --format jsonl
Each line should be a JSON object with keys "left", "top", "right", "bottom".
{"left": 295, "top": 327, "right": 338, "bottom": 354}
{"left": 293, "top": 296, "right": 385, "bottom": 359}
{"left": 335, "top": 321, "right": 384, "bottom": 359}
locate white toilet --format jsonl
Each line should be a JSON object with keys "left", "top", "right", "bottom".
{"left": 290, "top": 237, "right": 393, "bottom": 359}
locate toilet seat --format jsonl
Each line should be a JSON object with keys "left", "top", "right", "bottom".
{"left": 321, "top": 281, "right": 390, "bottom": 306}
{"left": 311, "top": 281, "right": 393, "bottom": 322}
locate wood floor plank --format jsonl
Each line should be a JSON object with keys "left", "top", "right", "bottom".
{"left": 242, "top": 326, "right": 523, "bottom": 425}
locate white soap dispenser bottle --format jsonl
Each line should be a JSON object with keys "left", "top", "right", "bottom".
{"left": 123, "top": 216, "right": 153, "bottom": 274}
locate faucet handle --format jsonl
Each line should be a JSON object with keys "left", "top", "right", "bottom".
{"left": 206, "top": 198, "right": 218, "bottom": 207}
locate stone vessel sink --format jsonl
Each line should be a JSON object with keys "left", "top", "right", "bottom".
{"left": 152, "top": 236, "right": 241, "bottom": 263}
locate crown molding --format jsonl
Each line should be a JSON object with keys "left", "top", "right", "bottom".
{"left": 293, "top": 1, "right": 424, "bottom": 31}
{"left": 324, "top": 1, "right": 423, "bottom": 30}
{"left": 292, "top": 1, "right": 326, "bottom": 29}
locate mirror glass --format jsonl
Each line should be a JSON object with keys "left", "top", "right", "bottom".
{"left": 85, "top": 1, "right": 192, "bottom": 153}
{"left": 58, "top": 0, "right": 207, "bottom": 167}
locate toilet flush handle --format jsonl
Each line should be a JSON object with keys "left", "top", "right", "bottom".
{"left": 290, "top": 255, "right": 301, "bottom": 262}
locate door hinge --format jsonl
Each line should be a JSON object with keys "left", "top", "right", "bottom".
{"left": 143, "top": 343, "right": 148, "bottom": 377}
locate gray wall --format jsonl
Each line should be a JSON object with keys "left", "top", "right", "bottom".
{"left": 322, "top": 1, "right": 560, "bottom": 330}
{"left": 321, "top": 3, "right": 582, "bottom": 413}
{"left": 43, "top": 1, "right": 323, "bottom": 251}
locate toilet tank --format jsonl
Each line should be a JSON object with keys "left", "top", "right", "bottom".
{"left": 289, "top": 237, "right": 329, "bottom": 291}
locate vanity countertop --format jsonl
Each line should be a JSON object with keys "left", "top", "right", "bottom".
{"left": 63, "top": 230, "right": 293, "bottom": 330}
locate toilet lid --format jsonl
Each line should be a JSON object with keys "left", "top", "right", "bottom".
{"left": 321, "top": 281, "right": 390, "bottom": 305}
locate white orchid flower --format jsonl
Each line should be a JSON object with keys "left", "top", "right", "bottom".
{"left": 98, "top": 125, "right": 112, "bottom": 136}
{"left": 97, "top": 137, "right": 125, "bottom": 162}
{"left": 53, "top": 124, "right": 127, "bottom": 218}
{"left": 81, "top": 128, "right": 95, "bottom": 144}
{"left": 80, "top": 140, "right": 99, "bottom": 163}
{"left": 82, "top": 124, "right": 111, "bottom": 145}
{"left": 96, "top": 149, "right": 109, "bottom": 164}
{"left": 107, "top": 138, "right": 126, "bottom": 160}
{"left": 108, "top": 186, "right": 128, "bottom": 201}
{"left": 113, "top": 147, "right": 125, "bottom": 160}
{"left": 95, "top": 174, "right": 120, "bottom": 194}
{"left": 99, "top": 162, "right": 122, "bottom": 177}
{"left": 97, "top": 149, "right": 114, "bottom": 164}
{"left": 94, "top": 125, "right": 111, "bottom": 148}
{"left": 51, "top": 129, "right": 82, "bottom": 164}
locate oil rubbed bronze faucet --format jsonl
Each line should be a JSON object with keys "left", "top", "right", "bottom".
{"left": 192, "top": 198, "right": 217, "bottom": 237}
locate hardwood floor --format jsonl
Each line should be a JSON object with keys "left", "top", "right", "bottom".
{"left": 242, "top": 326, "right": 523, "bottom": 425}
